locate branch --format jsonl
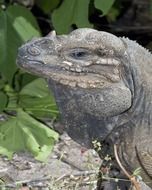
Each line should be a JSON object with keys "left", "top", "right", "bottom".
{"left": 114, "top": 144, "right": 141, "bottom": 190}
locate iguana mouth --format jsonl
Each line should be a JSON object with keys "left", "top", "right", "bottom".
{"left": 51, "top": 67, "right": 120, "bottom": 88}
{"left": 57, "top": 64, "right": 120, "bottom": 88}
{"left": 18, "top": 55, "right": 120, "bottom": 89}
{"left": 18, "top": 58, "right": 105, "bottom": 88}
{"left": 51, "top": 72, "right": 106, "bottom": 88}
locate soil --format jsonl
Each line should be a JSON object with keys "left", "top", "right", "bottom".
{"left": 0, "top": 132, "right": 101, "bottom": 190}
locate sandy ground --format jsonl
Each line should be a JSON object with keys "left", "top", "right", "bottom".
{"left": 0, "top": 132, "right": 101, "bottom": 190}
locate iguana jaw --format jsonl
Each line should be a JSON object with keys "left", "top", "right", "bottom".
{"left": 51, "top": 67, "right": 120, "bottom": 89}
{"left": 17, "top": 57, "right": 120, "bottom": 89}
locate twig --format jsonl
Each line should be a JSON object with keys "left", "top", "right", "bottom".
{"left": 55, "top": 170, "right": 97, "bottom": 182}
{"left": 114, "top": 144, "right": 141, "bottom": 190}
{"left": 54, "top": 150, "right": 85, "bottom": 171}
{"left": 0, "top": 170, "right": 97, "bottom": 189}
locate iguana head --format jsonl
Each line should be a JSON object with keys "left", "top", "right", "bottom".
{"left": 17, "top": 29, "right": 127, "bottom": 88}
{"left": 17, "top": 28, "right": 132, "bottom": 146}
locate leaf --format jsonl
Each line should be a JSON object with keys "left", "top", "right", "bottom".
{"left": 0, "top": 91, "right": 7, "bottom": 112}
{"left": 19, "top": 78, "right": 59, "bottom": 118}
{"left": 13, "top": 17, "right": 39, "bottom": 42}
{"left": 7, "top": 5, "right": 41, "bottom": 41}
{"left": 0, "top": 5, "right": 40, "bottom": 83}
{"left": 107, "top": 7, "right": 119, "bottom": 22}
{"left": 19, "top": 95, "right": 59, "bottom": 118}
{"left": 0, "top": 11, "right": 21, "bottom": 83}
{"left": 0, "top": 78, "right": 5, "bottom": 90}
{"left": 52, "top": 0, "right": 92, "bottom": 34}
{"left": 133, "top": 167, "right": 141, "bottom": 176}
{"left": 20, "top": 73, "right": 38, "bottom": 87}
{"left": 0, "top": 109, "right": 59, "bottom": 161}
{"left": 94, "top": 0, "right": 115, "bottom": 16}
{"left": 36, "top": 0, "right": 61, "bottom": 13}
{"left": 4, "top": 84, "right": 18, "bottom": 111}
{"left": 20, "top": 78, "right": 49, "bottom": 98}
{"left": 13, "top": 72, "right": 37, "bottom": 92}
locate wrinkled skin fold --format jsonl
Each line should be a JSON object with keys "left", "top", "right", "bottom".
{"left": 17, "top": 28, "right": 152, "bottom": 189}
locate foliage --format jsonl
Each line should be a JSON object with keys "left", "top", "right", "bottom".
{"left": 52, "top": 0, "right": 93, "bottom": 34}
{"left": 0, "top": 5, "right": 40, "bottom": 83}
{"left": 19, "top": 78, "right": 58, "bottom": 118}
{"left": 36, "top": 0, "right": 61, "bottom": 13}
{"left": 0, "top": 3, "right": 59, "bottom": 161}
{"left": 94, "top": 0, "right": 115, "bottom": 16}
{"left": 51, "top": 0, "right": 116, "bottom": 34}
{"left": 0, "top": 109, "right": 58, "bottom": 161}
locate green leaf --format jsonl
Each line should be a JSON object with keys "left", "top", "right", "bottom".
{"left": 36, "top": 0, "right": 61, "bottom": 13}
{"left": 0, "top": 11, "right": 21, "bottom": 83}
{"left": 20, "top": 78, "right": 49, "bottom": 98}
{"left": 150, "top": 0, "right": 152, "bottom": 15}
{"left": 7, "top": 5, "right": 41, "bottom": 41}
{"left": 20, "top": 73, "right": 38, "bottom": 87}
{"left": 0, "top": 91, "right": 7, "bottom": 112}
{"left": 52, "top": 0, "right": 92, "bottom": 34}
{"left": 0, "top": 5, "right": 40, "bottom": 83}
{"left": 94, "top": 0, "right": 115, "bottom": 16}
{"left": 19, "top": 78, "right": 59, "bottom": 118}
{"left": 0, "top": 78, "right": 5, "bottom": 90}
{"left": 107, "top": 7, "right": 119, "bottom": 22}
{"left": 19, "top": 95, "right": 59, "bottom": 118}
{"left": 133, "top": 167, "right": 141, "bottom": 176}
{"left": 4, "top": 84, "right": 18, "bottom": 111}
{"left": 0, "top": 109, "right": 59, "bottom": 161}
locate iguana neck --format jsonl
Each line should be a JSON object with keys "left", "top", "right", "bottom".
{"left": 104, "top": 62, "right": 151, "bottom": 140}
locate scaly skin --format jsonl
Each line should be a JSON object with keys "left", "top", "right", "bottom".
{"left": 17, "top": 29, "right": 152, "bottom": 189}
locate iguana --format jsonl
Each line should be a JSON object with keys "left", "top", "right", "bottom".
{"left": 17, "top": 28, "right": 152, "bottom": 189}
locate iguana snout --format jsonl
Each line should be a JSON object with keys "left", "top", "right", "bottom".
{"left": 17, "top": 36, "right": 59, "bottom": 77}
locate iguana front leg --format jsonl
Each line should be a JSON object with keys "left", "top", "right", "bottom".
{"left": 135, "top": 144, "right": 152, "bottom": 187}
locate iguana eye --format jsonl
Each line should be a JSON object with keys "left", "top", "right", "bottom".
{"left": 71, "top": 51, "right": 86, "bottom": 58}
{"left": 69, "top": 49, "right": 90, "bottom": 60}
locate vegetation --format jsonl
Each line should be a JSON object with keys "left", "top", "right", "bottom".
{"left": 1, "top": 0, "right": 151, "bottom": 161}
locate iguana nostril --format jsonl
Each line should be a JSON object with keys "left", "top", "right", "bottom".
{"left": 27, "top": 46, "right": 41, "bottom": 56}
{"left": 18, "top": 47, "right": 25, "bottom": 57}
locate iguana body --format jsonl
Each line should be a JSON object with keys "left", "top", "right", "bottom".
{"left": 17, "top": 28, "right": 152, "bottom": 189}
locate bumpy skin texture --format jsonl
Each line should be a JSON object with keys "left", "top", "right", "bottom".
{"left": 17, "top": 29, "right": 152, "bottom": 189}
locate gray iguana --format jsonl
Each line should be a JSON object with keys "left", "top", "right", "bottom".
{"left": 17, "top": 28, "right": 152, "bottom": 189}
